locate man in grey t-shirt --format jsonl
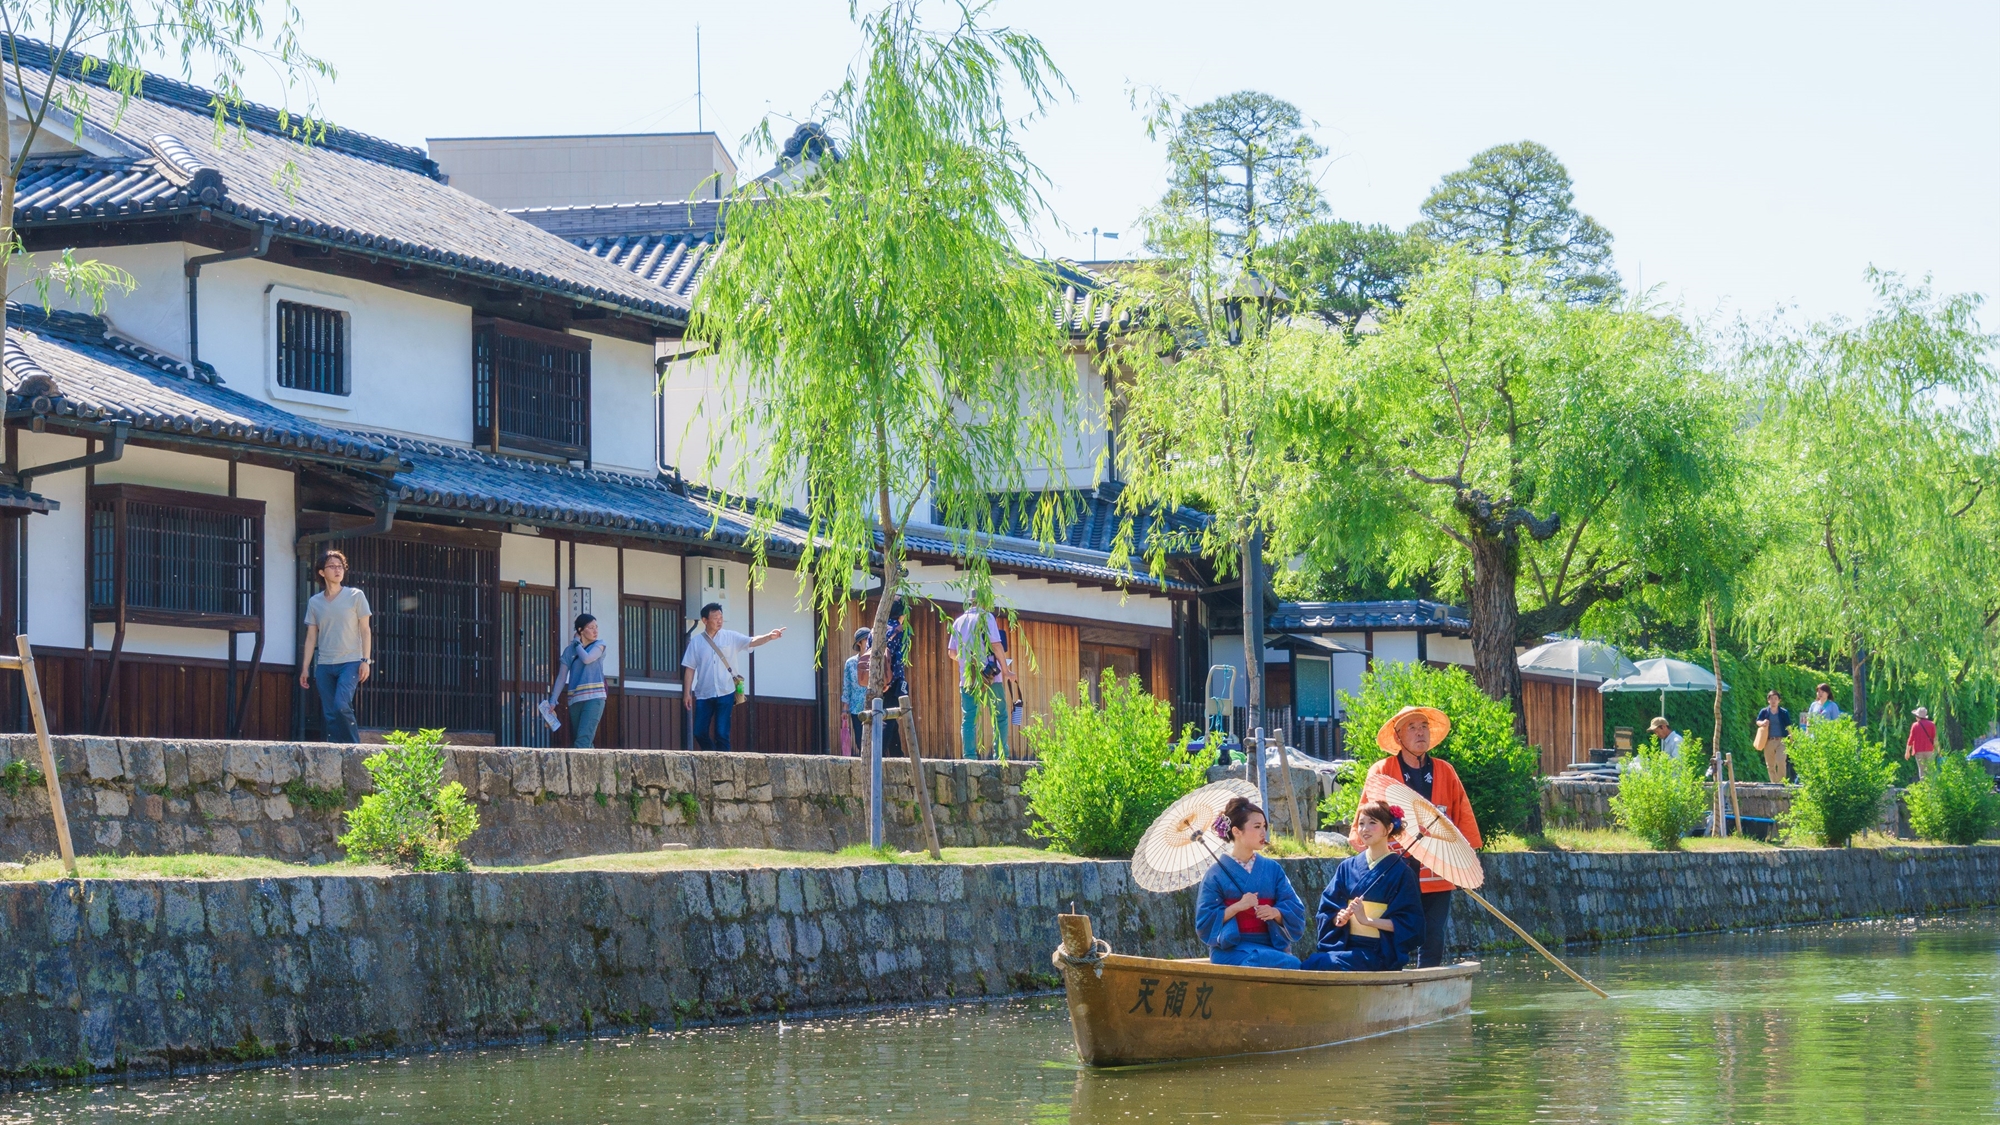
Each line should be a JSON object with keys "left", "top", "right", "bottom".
{"left": 299, "top": 549, "right": 372, "bottom": 743}
{"left": 680, "top": 602, "right": 785, "bottom": 751}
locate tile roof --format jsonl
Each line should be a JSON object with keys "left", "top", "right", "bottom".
{"left": 898, "top": 525, "right": 1196, "bottom": 595}
{"left": 3, "top": 305, "right": 399, "bottom": 469}
{"left": 1269, "top": 600, "right": 1470, "bottom": 635}
{"left": 509, "top": 201, "right": 721, "bottom": 309}
{"left": 367, "top": 433, "right": 794, "bottom": 554}
{"left": 952, "top": 481, "right": 1209, "bottom": 558}
{"left": 6, "top": 37, "right": 688, "bottom": 326}
{"left": 0, "top": 484, "right": 56, "bottom": 513}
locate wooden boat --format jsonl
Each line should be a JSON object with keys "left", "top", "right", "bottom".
{"left": 1052, "top": 913, "right": 1477, "bottom": 1067}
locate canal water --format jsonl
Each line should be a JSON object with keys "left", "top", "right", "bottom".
{"left": 5, "top": 912, "right": 1995, "bottom": 1124}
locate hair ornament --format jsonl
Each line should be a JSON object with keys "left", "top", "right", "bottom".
{"left": 1210, "top": 814, "right": 1231, "bottom": 839}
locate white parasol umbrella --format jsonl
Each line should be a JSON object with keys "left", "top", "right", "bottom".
{"left": 1598, "top": 656, "right": 1730, "bottom": 716}
{"left": 1130, "top": 779, "right": 1260, "bottom": 893}
{"left": 1519, "top": 639, "right": 1639, "bottom": 767}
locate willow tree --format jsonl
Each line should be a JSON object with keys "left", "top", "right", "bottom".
{"left": 1279, "top": 252, "right": 1735, "bottom": 729}
{"left": 0, "top": 1, "right": 330, "bottom": 339}
{"left": 687, "top": 2, "right": 1076, "bottom": 695}
{"left": 1735, "top": 271, "right": 2000, "bottom": 743}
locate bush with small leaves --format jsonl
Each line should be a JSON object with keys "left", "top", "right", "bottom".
{"left": 1905, "top": 750, "right": 2000, "bottom": 845}
{"left": 1782, "top": 719, "right": 1895, "bottom": 847}
{"left": 1022, "top": 670, "right": 1212, "bottom": 857}
{"left": 1610, "top": 739, "right": 1711, "bottom": 849}
{"left": 338, "top": 728, "right": 478, "bottom": 871}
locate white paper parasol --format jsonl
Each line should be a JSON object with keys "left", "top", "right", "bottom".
{"left": 1375, "top": 781, "right": 1484, "bottom": 890}
{"left": 1130, "top": 778, "right": 1260, "bottom": 893}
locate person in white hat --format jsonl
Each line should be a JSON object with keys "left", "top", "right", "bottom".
{"left": 1349, "top": 705, "right": 1483, "bottom": 968}
{"left": 1906, "top": 707, "right": 1939, "bottom": 780}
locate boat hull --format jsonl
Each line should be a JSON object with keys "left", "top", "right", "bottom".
{"left": 1054, "top": 915, "right": 1476, "bottom": 1067}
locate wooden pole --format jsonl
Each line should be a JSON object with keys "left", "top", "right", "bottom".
{"left": 1274, "top": 733, "right": 1309, "bottom": 849}
{"left": 1461, "top": 886, "right": 1608, "bottom": 999}
{"left": 1726, "top": 754, "right": 1743, "bottom": 837}
{"left": 897, "top": 694, "right": 943, "bottom": 860}
{"left": 17, "top": 636, "right": 74, "bottom": 877}
{"left": 868, "top": 697, "right": 885, "bottom": 849}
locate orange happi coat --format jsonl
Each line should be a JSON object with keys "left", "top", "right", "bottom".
{"left": 1349, "top": 753, "right": 1483, "bottom": 895}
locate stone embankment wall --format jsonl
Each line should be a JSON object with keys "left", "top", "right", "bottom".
{"left": 2, "top": 845, "right": 1994, "bottom": 1084}
{"left": 0, "top": 736, "right": 1035, "bottom": 865}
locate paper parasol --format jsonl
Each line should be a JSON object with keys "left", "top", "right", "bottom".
{"left": 1376, "top": 781, "right": 1485, "bottom": 890}
{"left": 1130, "top": 778, "right": 1260, "bottom": 892}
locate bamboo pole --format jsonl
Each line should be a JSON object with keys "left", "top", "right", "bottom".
{"left": 17, "top": 636, "right": 74, "bottom": 876}
{"left": 1461, "top": 886, "right": 1609, "bottom": 999}
{"left": 1726, "top": 754, "right": 1743, "bottom": 836}
{"left": 1274, "top": 734, "right": 1309, "bottom": 849}
{"left": 897, "top": 695, "right": 943, "bottom": 860}
{"left": 867, "top": 698, "right": 885, "bottom": 849}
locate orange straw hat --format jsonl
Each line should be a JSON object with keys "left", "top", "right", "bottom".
{"left": 1376, "top": 705, "right": 1451, "bottom": 753}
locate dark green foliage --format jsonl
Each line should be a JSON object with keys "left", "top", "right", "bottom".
{"left": 1320, "top": 663, "right": 1539, "bottom": 835}
{"left": 1415, "top": 140, "right": 1620, "bottom": 303}
{"left": 1610, "top": 741, "right": 1711, "bottom": 849}
{"left": 1022, "top": 670, "right": 1212, "bottom": 857}
{"left": 338, "top": 729, "right": 478, "bottom": 871}
{"left": 1271, "top": 220, "right": 1428, "bottom": 336}
{"left": 1783, "top": 719, "right": 1896, "bottom": 846}
{"left": 280, "top": 778, "right": 346, "bottom": 814}
{"left": 0, "top": 758, "right": 44, "bottom": 797}
{"left": 1600, "top": 650, "right": 1844, "bottom": 782}
{"left": 674, "top": 792, "right": 701, "bottom": 825}
{"left": 1905, "top": 751, "right": 2000, "bottom": 845}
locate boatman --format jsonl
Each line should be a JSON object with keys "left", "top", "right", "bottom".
{"left": 1349, "top": 706, "right": 1482, "bottom": 968}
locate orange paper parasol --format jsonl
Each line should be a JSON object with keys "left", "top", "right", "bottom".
{"left": 1376, "top": 781, "right": 1484, "bottom": 890}
{"left": 1130, "top": 779, "right": 1260, "bottom": 893}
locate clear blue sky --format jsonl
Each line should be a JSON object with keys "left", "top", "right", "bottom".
{"left": 252, "top": 0, "right": 1997, "bottom": 328}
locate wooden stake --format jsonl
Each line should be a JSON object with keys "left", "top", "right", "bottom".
{"left": 1726, "top": 754, "right": 1743, "bottom": 837}
{"left": 17, "top": 636, "right": 74, "bottom": 877}
{"left": 1274, "top": 734, "right": 1309, "bottom": 849}
{"left": 897, "top": 695, "right": 943, "bottom": 860}
{"left": 1461, "top": 886, "right": 1609, "bottom": 999}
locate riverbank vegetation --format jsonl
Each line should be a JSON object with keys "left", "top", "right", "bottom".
{"left": 338, "top": 728, "right": 479, "bottom": 872}
{"left": 1021, "top": 669, "right": 1211, "bottom": 856}
{"left": 1609, "top": 742, "right": 1713, "bottom": 849}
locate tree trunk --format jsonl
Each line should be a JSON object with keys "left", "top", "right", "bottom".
{"left": 1707, "top": 600, "right": 1724, "bottom": 763}
{"left": 1467, "top": 530, "right": 1525, "bottom": 735}
{"left": 1849, "top": 640, "right": 1867, "bottom": 728}
{"left": 1241, "top": 530, "right": 1264, "bottom": 740}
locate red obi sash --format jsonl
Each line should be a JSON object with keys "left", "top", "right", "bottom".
{"left": 1236, "top": 896, "right": 1275, "bottom": 935}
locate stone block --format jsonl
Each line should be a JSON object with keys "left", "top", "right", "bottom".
{"left": 263, "top": 795, "right": 294, "bottom": 821}
{"left": 186, "top": 744, "right": 225, "bottom": 786}
{"left": 85, "top": 739, "right": 125, "bottom": 781}
{"left": 537, "top": 751, "right": 570, "bottom": 797}
{"left": 124, "top": 740, "right": 167, "bottom": 789}
{"left": 509, "top": 750, "right": 541, "bottom": 795}
{"left": 95, "top": 789, "right": 131, "bottom": 818}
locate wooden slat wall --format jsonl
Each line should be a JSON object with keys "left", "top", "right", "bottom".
{"left": 610, "top": 689, "right": 680, "bottom": 750}
{"left": 1149, "top": 637, "right": 1173, "bottom": 705}
{"left": 19, "top": 648, "right": 293, "bottom": 740}
{"left": 1001, "top": 617, "right": 1081, "bottom": 759}
{"left": 1524, "top": 677, "right": 1605, "bottom": 775}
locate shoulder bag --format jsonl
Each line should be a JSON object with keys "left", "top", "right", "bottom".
{"left": 703, "top": 630, "right": 746, "bottom": 699}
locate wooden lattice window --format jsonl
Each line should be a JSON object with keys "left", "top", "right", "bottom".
{"left": 89, "top": 484, "right": 263, "bottom": 629}
{"left": 276, "top": 300, "right": 349, "bottom": 396}
{"left": 620, "top": 595, "right": 683, "bottom": 680}
{"left": 473, "top": 317, "right": 591, "bottom": 459}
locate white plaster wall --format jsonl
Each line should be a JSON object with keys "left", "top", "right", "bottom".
{"left": 901, "top": 561, "right": 1173, "bottom": 629}
{"left": 498, "top": 532, "right": 556, "bottom": 586}
{"left": 579, "top": 332, "right": 662, "bottom": 475}
{"left": 656, "top": 353, "right": 804, "bottom": 507}
{"left": 42, "top": 242, "right": 191, "bottom": 358}
{"left": 1017, "top": 351, "right": 1108, "bottom": 492}
{"left": 1430, "top": 636, "right": 1475, "bottom": 666}
{"left": 1372, "top": 631, "right": 1421, "bottom": 667}
{"left": 569, "top": 543, "right": 622, "bottom": 676}
{"left": 621, "top": 547, "right": 681, "bottom": 600}
{"left": 750, "top": 566, "right": 816, "bottom": 700}
{"left": 1332, "top": 653, "right": 1367, "bottom": 712}
{"left": 18, "top": 438, "right": 297, "bottom": 661}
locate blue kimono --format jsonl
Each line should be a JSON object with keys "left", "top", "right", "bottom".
{"left": 1303, "top": 850, "right": 1424, "bottom": 972}
{"left": 1195, "top": 853, "right": 1307, "bottom": 969}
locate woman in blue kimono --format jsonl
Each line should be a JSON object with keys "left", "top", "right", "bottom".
{"left": 1303, "top": 799, "right": 1424, "bottom": 972}
{"left": 1194, "top": 797, "right": 1307, "bottom": 969}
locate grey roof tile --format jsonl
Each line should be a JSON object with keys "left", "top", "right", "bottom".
{"left": 1270, "top": 600, "right": 1469, "bottom": 634}
{"left": 4, "top": 305, "right": 399, "bottom": 468}
{"left": 945, "top": 481, "right": 1210, "bottom": 558}
{"left": 0, "top": 484, "right": 56, "bottom": 512}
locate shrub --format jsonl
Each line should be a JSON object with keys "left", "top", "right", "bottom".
{"left": 1319, "top": 663, "right": 1540, "bottom": 835}
{"left": 1905, "top": 750, "right": 2000, "bottom": 845}
{"left": 1782, "top": 718, "right": 1895, "bottom": 846}
{"left": 338, "top": 728, "right": 479, "bottom": 871}
{"left": 1609, "top": 740, "right": 1710, "bottom": 849}
{"left": 1022, "top": 670, "right": 1212, "bottom": 857}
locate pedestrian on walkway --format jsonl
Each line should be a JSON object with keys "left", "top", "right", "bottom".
{"left": 881, "top": 599, "right": 908, "bottom": 758}
{"left": 548, "top": 613, "right": 608, "bottom": 749}
{"left": 1756, "top": 690, "right": 1793, "bottom": 783}
{"left": 840, "top": 627, "right": 871, "bottom": 757}
{"left": 1806, "top": 683, "right": 1843, "bottom": 727}
{"left": 298, "top": 549, "right": 371, "bottom": 744}
{"left": 1648, "top": 717, "right": 1683, "bottom": 758}
{"left": 1906, "top": 706, "right": 1939, "bottom": 780}
{"left": 947, "top": 596, "right": 1013, "bottom": 760}
{"left": 680, "top": 603, "right": 786, "bottom": 751}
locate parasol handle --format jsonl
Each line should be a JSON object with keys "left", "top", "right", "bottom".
{"left": 1460, "top": 887, "right": 1609, "bottom": 1000}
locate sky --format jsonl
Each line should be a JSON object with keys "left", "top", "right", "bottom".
{"left": 237, "top": 0, "right": 1998, "bottom": 330}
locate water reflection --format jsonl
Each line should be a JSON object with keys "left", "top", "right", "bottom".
{"left": 4, "top": 914, "right": 1995, "bottom": 1124}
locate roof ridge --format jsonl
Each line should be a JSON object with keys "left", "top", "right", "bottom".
{"left": 354, "top": 430, "right": 692, "bottom": 491}
{"left": 2, "top": 34, "right": 439, "bottom": 179}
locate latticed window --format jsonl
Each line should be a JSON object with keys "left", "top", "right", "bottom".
{"left": 620, "top": 596, "right": 683, "bottom": 680}
{"left": 276, "top": 300, "right": 349, "bottom": 396}
{"left": 89, "top": 485, "right": 263, "bottom": 628}
{"left": 472, "top": 317, "right": 591, "bottom": 459}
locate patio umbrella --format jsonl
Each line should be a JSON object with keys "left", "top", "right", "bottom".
{"left": 1130, "top": 778, "right": 1260, "bottom": 893}
{"left": 1969, "top": 738, "right": 2000, "bottom": 764}
{"left": 1598, "top": 656, "right": 1731, "bottom": 716}
{"left": 1518, "top": 639, "right": 1639, "bottom": 767}
{"left": 1377, "top": 781, "right": 1608, "bottom": 999}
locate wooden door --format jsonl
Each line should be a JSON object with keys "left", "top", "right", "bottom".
{"left": 498, "top": 583, "right": 556, "bottom": 748}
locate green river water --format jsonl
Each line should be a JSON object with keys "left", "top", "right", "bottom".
{"left": 4, "top": 912, "right": 1995, "bottom": 1124}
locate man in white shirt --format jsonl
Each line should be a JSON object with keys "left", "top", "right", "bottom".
{"left": 681, "top": 602, "right": 786, "bottom": 751}
{"left": 1648, "top": 717, "right": 1684, "bottom": 759}
{"left": 947, "top": 598, "right": 1014, "bottom": 760}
